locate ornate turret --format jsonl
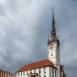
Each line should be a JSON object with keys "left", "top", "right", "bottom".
{"left": 51, "top": 7, "right": 57, "bottom": 41}
{"left": 48, "top": 7, "right": 58, "bottom": 44}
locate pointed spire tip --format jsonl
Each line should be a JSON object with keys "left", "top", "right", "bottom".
{"left": 51, "top": 7, "right": 57, "bottom": 41}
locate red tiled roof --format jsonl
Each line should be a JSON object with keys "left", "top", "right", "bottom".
{"left": 0, "top": 69, "right": 6, "bottom": 72}
{"left": 17, "top": 59, "right": 56, "bottom": 72}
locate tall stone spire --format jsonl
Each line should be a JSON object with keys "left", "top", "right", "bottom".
{"left": 51, "top": 7, "right": 57, "bottom": 41}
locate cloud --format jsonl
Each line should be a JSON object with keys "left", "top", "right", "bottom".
{"left": 0, "top": 0, "right": 5, "bottom": 3}
{"left": 0, "top": 0, "right": 77, "bottom": 77}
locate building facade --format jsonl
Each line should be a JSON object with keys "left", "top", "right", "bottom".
{"left": 17, "top": 60, "right": 57, "bottom": 77}
{"left": 17, "top": 7, "right": 66, "bottom": 77}
{"left": 0, "top": 69, "right": 16, "bottom": 77}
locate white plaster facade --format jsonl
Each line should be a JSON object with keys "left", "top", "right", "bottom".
{"left": 48, "top": 42, "right": 60, "bottom": 77}
{"left": 0, "top": 71, "right": 16, "bottom": 77}
{"left": 17, "top": 67, "right": 57, "bottom": 77}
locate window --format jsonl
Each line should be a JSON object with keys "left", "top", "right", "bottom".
{"left": 30, "top": 70, "right": 32, "bottom": 74}
{"left": 52, "top": 68, "right": 54, "bottom": 73}
{"left": 23, "top": 71, "right": 25, "bottom": 75}
{"left": 55, "top": 70, "right": 56, "bottom": 77}
{"left": 43, "top": 67, "right": 46, "bottom": 73}
{"left": 34, "top": 69, "right": 36, "bottom": 73}
{"left": 27, "top": 71, "right": 28, "bottom": 74}
{"left": 51, "top": 54, "right": 53, "bottom": 56}
{"left": 39, "top": 69, "right": 41, "bottom": 73}
{"left": 52, "top": 68, "right": 54, "bottom": 77}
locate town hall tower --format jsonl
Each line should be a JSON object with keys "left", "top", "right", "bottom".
{"left": 48, "top": 8, "right": 60, "bottom": 77}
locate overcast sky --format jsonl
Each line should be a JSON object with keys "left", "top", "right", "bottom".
{"left": 0, "top": 0, "right": 77, "bottom": 77}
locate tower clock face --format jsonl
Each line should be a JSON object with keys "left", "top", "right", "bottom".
{"left": 50, "top": 45, "right": 54, "bottom": 50}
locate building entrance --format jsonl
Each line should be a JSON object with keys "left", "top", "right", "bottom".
{"left": 28, "top": 73, "right": 39, "bottom": 77}
{"left": 31, "top": 75, "right": 36, "bottom": 77}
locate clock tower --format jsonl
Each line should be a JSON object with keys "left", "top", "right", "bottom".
{"left": 48, "top": 7, "right": 60, "bottom": 77}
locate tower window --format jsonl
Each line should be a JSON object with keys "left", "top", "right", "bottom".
{"left": 51, "top": 54, "right": 53, "bottom": 56}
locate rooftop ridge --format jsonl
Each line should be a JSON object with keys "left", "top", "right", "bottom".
{"left": 17, "top": 59, "right": 56, "bottom": 72}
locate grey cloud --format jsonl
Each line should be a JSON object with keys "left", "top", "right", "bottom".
{"left": 0, "top": 4, "right": 6, "bottom": 16}
{"left": 0, "top": 0, "right": 77, "bottom": 77}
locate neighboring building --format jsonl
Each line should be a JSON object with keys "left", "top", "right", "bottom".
{"left": 0, "top": 69, "right": 16, "bottom": 77}
{"left": 0, "top": 69, "right": 6, "bottom": 77}
{"left": 60, "top": 65, "right": 66, "bottom": 77}
{"left": 17, "top": 7, "right": 66, "bottom": 77}
{"left": 11, "top": 73, "right": 16, "bottom": 77}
